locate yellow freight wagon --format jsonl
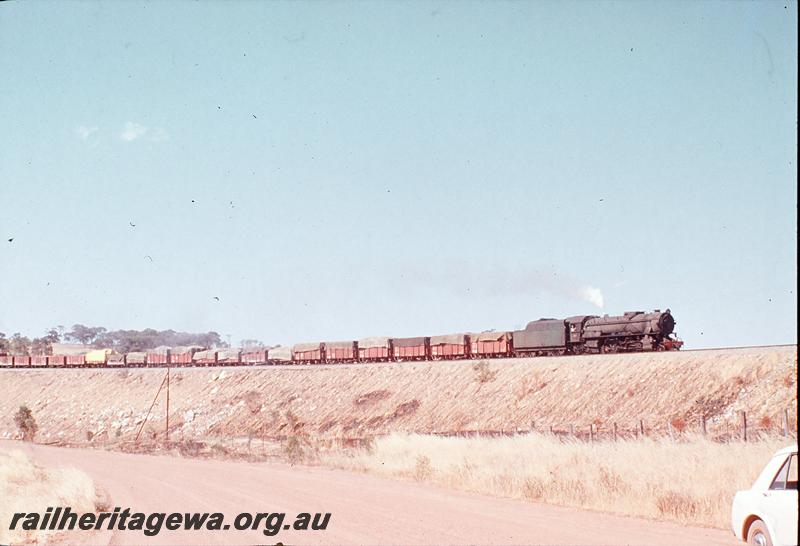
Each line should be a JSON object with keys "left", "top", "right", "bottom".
{"left": 84, "top": 348, "right": 113, "bottom": 365}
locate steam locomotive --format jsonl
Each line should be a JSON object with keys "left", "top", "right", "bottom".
{"left": 0, "top": 309, "right": 682, "bottom": 368}
{"left": 512, "top": 309, "right": 681, "bottom": 356}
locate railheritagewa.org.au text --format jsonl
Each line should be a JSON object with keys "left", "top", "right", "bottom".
{"left": 9, "top": 506, "right": 331, "bottom": 537}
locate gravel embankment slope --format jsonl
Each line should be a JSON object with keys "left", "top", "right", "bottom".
{"left": 0, "top": 346, "right": 795, "bottom": 447}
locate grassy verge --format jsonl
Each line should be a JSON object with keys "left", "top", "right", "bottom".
{"left": 0, "top": 449, "right": 104, "bottom": 545}
{"left": 317, "top": 432, "right": 792, "bottom": 529}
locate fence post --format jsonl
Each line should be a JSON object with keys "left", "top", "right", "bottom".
{"left": 701, "top": 415, "right": 707, "bottom": 437}
{"left": 613, "top": 422, "right": 618, "bottom": 442}
{"left": 590, "top": 424, "right": 595, "bottom": 444}
{"left": 668, "top": 421, "right": 674, "bottom": 441}
{"left": 741, "top": 411, "right": 747, "bottom": 442}
{"left": 639, "top": 419, "right": 644, "bottom": 438}
{"left": 549, "top": 425, "right": 554, "bottom": 435}
{"left": 570, "top": 424, "right": 575, "bottom": 437}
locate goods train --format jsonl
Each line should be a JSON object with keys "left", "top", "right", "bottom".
{"left": 0, "top": 309, "right": 683, "bottom": 368}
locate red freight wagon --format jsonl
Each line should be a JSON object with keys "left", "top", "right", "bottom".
{"left": 170, "top": 352, "right": 193, "bottom": 365}
{"left": 324, "top": 341, "right": 356, "bottom": 363}
{"left": 65, "top": 355, "right": 85, "bottom": 366}
{"left": 146, "top": 352, "right": 168, "bottom": 366}
{"left": 391, "top": 337, "right": 429, "bottom": 361}
{"left": 31, "top": 356, "right": 48, "bottom": 366}
{"left": 0, "top": 355, "right": 13, "bottom": 367}
{"left": 470, "top": 331, "right": 512, "bottom": 357}
{"left": 13, "top": 356, "right": 31, "bottom": 367}
{"left": 293, "top": 342, "right": 324, "bottom": 363}
{"left": 358, "top": 337, "right": 391, "bottom": 362}
{"left": 48, "top": 355, "right": 66, "bottom": 367}
{"left": 430, "top": 333, "right": 468, "bottom": 360}
{"left": 242, "top": 350, "right": 267, "bottom": 365}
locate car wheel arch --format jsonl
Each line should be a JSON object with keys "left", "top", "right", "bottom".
{"left": 742, "top": 514, "right": 762, "bottom": 540}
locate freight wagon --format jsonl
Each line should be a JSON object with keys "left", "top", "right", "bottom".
{"left": 65, "top": 355, "right": 85, "bottom": 366}
{"left": 358, "top": 337, "right": 392, "bottom": 362}
{"left": 470, "top": 331, "right": 512, "bottom": 357}
{"left": 170, "top": 351, "right": 194, "bottom": 366}
{"left": 48, "top": 355, "right": 66, "bottom": 367}
{"left": 429, "top": 333, "right": 469, "bottom": 360}
{"left": 325, "top": 341, "right": 357, "bottom": 363}
{"left": 242, "top": 349, "right": 268, "bottom": 365}
{"left": 268, "top": 346, "right": 293, "bottom": 363}
{"left": 145, "top": 351, "right": 168, "bottom": 366}
{"left": 216, "top": 349, "right": 241, "bottom": 365}
{"left": 126, "top": 352, "right": 147, "bottom": 366}
{"left": 31, "top": 356, "right": 48, "bottom": 366}
{"left": 391, "top": 337, "right": 429, "bottom": 361}
{"left": 192, "top": 349, "right": 217, "bottom": 366}
{"left": 293, "top": 342, "right": 324, "bottom": 364}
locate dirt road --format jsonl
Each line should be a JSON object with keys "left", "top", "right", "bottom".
{"left": 1, "top": 442, "right": 737, "bottom": 546}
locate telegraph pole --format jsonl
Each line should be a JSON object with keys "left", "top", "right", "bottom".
{"left": 165, "top": 366, "right": 170, "bottom": 444}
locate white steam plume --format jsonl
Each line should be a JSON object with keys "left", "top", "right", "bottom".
{"left": 579, "top": 286, "right": 605, "bottom": 309}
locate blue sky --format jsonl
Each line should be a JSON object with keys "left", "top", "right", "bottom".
{"left": 0, "top": 1, "right": 796, "bottom": 348}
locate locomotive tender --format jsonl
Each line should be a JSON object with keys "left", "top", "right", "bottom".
{"left": 0, "top": 309, "right": 682, "bottom": 368}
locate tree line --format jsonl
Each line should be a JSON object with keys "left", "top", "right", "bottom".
{"left": 0, "top": 325, "right": 228, "bottom": 356}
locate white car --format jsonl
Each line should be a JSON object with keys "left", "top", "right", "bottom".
{"left": 732, "top": 444, "right": 798, "bottom": 546}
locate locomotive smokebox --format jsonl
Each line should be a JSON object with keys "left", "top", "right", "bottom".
{"left": 658, "top": 310, "right": 675, "bottom": 336}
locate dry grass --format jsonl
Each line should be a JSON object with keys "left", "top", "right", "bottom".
{"left": 318, "top": 432, "right": 792, "bottom": 529}
{"left": 0, "top": 449, "right": 101, "bottom": 545}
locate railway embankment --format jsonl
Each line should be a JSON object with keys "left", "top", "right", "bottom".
{"left": 0, "top": 346, "right": 795, "bottom": 449}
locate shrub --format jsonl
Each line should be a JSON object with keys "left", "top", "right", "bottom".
{"left": 670, "top": 417, "right": 687, "bottom": 433}
{"left": 413, "top": 455, "right": 433, "bottom": 481}
{"left": 283, "top": 435, "right": 307, "bottom": 465}
{"left": 177, "top": 440, "right": 205, "bottom": 457}
{"left": 243, "top": 390, "right": 262, "bottom": 414}
{"left": 14, "top": 405, "right": 37, "bottom": 441}
{"left": 472, "top": 361, "right": 497, "bottom": 384}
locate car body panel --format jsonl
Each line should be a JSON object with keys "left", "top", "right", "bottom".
{"left": 731, "top": 445, "right": 798, "bottom": 546}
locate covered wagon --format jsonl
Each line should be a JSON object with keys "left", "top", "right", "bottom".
{"left": 358, "top": 336, "right": 392, "bottom": 362}
{"left": 267, "top": 346, "right": 293, "bottom": 363}
{"left": 429, "top": 333, "right": 469, "bottom": 359}
{"left": 292, "top": 342, "right": 323, "bottom": 363}
{"left": 469, "top": 331, "right": 512, "bottom": 357}
{"left": 391, "top": 336, "right": 429, "bottom": 361}
{"left": 324, "top": 340, "right": 357, "bottom": 363}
